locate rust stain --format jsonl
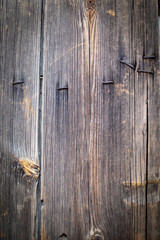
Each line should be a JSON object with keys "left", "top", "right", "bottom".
{"left": 136, "top": 233, "right": 145, "bottom": 240}
{"left": 136, "top": 1, "right": 141, "bottom": 5}
{"left": 41, "top": 230, "right": 47, "bottom": 240}
{"left": 3, "top": 210, "right": 8, "bottom": 216}
{"left": 123, "top": 179, "right": 160, "bottom": 188}
{"left": 123, "top": 181, "right": 146, "bottom": 188}
{"left": 21, "top": 97, "right": 35, "bottom": 120}
{"left": 123, "top": 200, "right": 138, "bottom": 206}
{"left": 148, "top": 179, "right": 160, "bottom": 184}
{"left": 115, "top": 84, "right": 130, "bottom": 96}
{"left": 0, "top": 231, "right": 6, "bottom": 238}
{"left": 107, "top": 9, "right": 115, "bottom": 16}
{"left": 19, "top": 158, "right": 40, "bottom": 179}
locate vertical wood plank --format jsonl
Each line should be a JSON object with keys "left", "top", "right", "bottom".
{"left": 89, "top": 0, "right": 147, "bottom": 239}
{"left": 41, "top": 1, "right": 90, "bottom": 239}
{"left": 0, "top": 1, "right": 41, "bottom": 239}
{"left": 145, "top": 0, "right": 160, "bottom": 239}
{"left": 42, "top": 0, "right": 159, "bottom": 239}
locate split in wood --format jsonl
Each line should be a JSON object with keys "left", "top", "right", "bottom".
{"left": 120, "top": 60, "right": 136, "bottom": 70}
{"left": 58, "top": 87, "right": 68, "bottom": 91}
{"left": 143, "top": 55, "right": 156, "bottom": 59}
{"left": 137, "top": 69, "right": 154, "bottom": 74}
{"left": 102, "top": 81, "right": 114, "bottom": 84}
{"left": 13, "top": 81, "right": 24, "bottom": 85}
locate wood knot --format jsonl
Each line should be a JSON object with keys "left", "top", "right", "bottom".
{"left": 18, "top": 158, "right": 40, "bottom": 180}
{"left": 91, "top": 234, "right": 102, "bottom": 240}
{"left": 86, "top": 0, "right": 96, "bottom": 21}
{"left": 87, "top": 0, "right": 96, "bottom": 11}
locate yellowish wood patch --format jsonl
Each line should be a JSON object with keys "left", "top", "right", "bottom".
{"left": 107, "top": 9, "right": 115, "bottom": 16}
{"left": 19, "top": 158, "right": 40, "bottom": 179}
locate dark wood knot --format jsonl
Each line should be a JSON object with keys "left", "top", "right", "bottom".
{"left": 87, "top": 0, "right": 96, "bottom": 11}
{"left": 91, "top": 234, "right": 102, "bottom": 240}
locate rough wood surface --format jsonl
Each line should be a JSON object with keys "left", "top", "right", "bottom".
{"left": 146, "top": 1, "right": 160, "bottom": 239}
{"left": 0, "top": 0, "right": 159, "bottom": 239}
{"left": 41, "top": 0, "right": 159, "bottom": 239}
{"left": 0, "top": 1, "right": 41, "bottom": 239}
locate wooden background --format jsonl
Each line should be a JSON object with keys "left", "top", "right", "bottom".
{"left": 0, "top": 0, "right": 160, "bottom": 239}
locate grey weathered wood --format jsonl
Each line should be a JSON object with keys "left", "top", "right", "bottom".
{"left": 41, "top": 1, "right": 90, "bottom": 239}
{"left": 145, "top": 1, "right": 160, "bottom": 239}
{"left": 1, "top": 0, "right": 159, "bottom": 239}
{"left": 0, "top": 1, "right": 41, "bottom": 239}
{"left": 41, "top": 0, "right": 154, "bottom": 239}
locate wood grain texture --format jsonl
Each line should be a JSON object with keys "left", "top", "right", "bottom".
{"left": 145, "top": 1, "right": 160, "bottom": 239}
{"left": 41, "top": 0, "right": 158, "bottom": 239}
{"left": 0, "top": 0, "right": 159, "bottom": 239}
{"left": 41, "top": 1, "right": 90, "bottom": 239}
{"left": 0, "top": 1, "right": 41, "bottom": 239}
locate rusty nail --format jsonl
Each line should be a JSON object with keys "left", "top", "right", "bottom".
{"left": 13, "top": 81, "right": 24, "bottom": 85}
{"left": 120, "top": 60, "right": 136, "bottom": 70}
{"left": 137, "top": 69, "right": 154, "bottom": 74}
{"left": 102, "top": 81, "right": 114, "bottom": 84}
{"left": 58, "top": 87, "right": 68, "bottom": 91}
{"left": 143, "top": 55, "right": 156, "bottom": 59}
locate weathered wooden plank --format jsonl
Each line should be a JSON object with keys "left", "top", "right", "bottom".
{"left": 42, "top": 1, "right": 150, "bottom": 239}
{"left": 89, "top": 0, "right": 147, "bottom": 239}
{"left": 145, "top": 1, "right": 160, "bottom": 239}
{"left": 0, "top": 1, "right": 41, "bottom": 239}
{"left": 41, "top": 1, "right": 90, "bottom": 239}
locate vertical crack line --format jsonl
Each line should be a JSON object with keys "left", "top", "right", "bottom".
{"left": 144, "top": 0, "right": 148, "bottom": 239}
{"left": 145, "top": 75, "right": 149, "bottom": 240}
{"left": 35, "top": 0, "right": 45, "bottom": 239}
{"left": 88, "top": 18, "right": 91, "bottom": 232}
